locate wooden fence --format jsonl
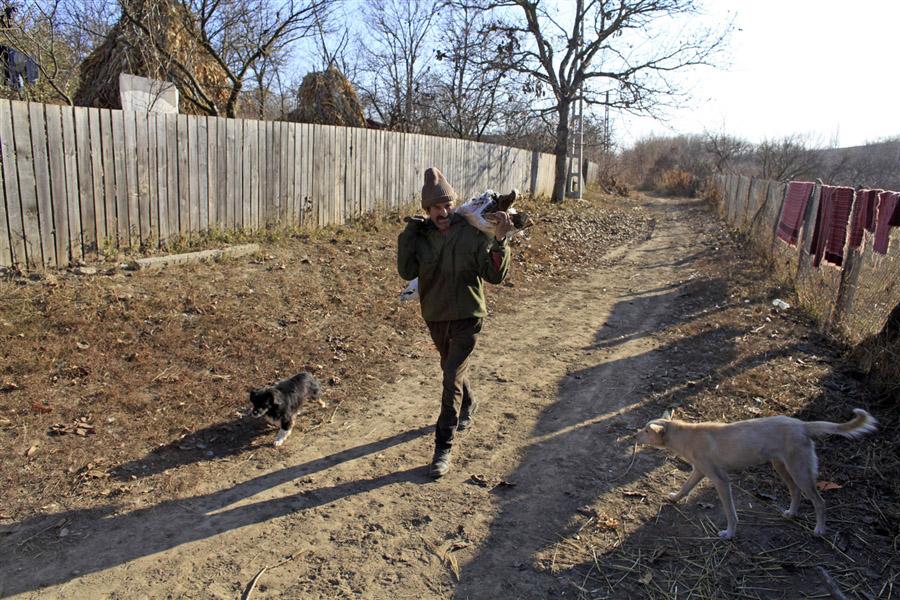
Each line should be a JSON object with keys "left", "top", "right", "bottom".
{"left": 713, "top": 174, "right": 899, "bottom": 342}
{"left": 0, "top": 99, "right": 567, "bottom": 269}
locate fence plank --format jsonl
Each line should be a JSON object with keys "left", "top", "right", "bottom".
{"left": 153, "top": 114, "right": 169, "bottom": 245}
{"left": 215, "top": 118, "right": 227, "bottom": 230}
{"left": 372, "top": 130, "right": 380, "bottom": 213}
{"left": 273, "top": 121, "right": 283, "bottom": 223}
{"left": 74, "top": 107, "right": 97, "bottom": 255}
{"left": 326, "top": 126, "right": 336, "bottom": 224}
{"left": 197, "top": 116, "right": 209, "bottom": 233}
{"left": 233, "top": 118, "right": 243, "bottom": 229}
{"left": 0, "top": 138, "right": 8, "bottom": 266}
{"left": 62, "top": 106, "right": 81, "bottom": 261}
{"left": 247, "top": 120, "right": 258, "bottom": 229}
{"left": 123, "top": 111, "right": 140, "bottom": 245}
{"left": 110, "top": 110, "right": 129, "bottom": 246}
{"left": 334, "top": 126, "right": 343, "bottom": 224}
{"left": 262, "top": 120, "right": 270, "bottom": 228}
{"left": 88, "top": 109, "right": 106, "bottom": 246}
{"left": 281, "top": 122, "right": 290, "bottom": 224}
{"left": 299, "top": 123, "right": 309, "bottom": 226}
{"left": 290, "top": 123, "right": 299, "bottom": 226}
{"left": 148, "top": 113, "right": 161, "bottom": 247}
{"left": 313, "top": 124, "right": 321, "bottom": 224}
{"left": 29, "top": 103, "right": 56, "bottom": 267}
{"left": 165, "top": 114, "right": 179, "bottom": 240}
{"left": 99, "top": 110, "right": 116, "bottom": 247}
{"left": 177, "top": 115, "right": 190, "bottom": 235}
{"left": 358, "top": 127, "right": 366, "bottom": 216}
{"left": 0, "top": 100, "right": 26, "bottom": 266}
{"left": 0, "top": 107, "right": 9, "bottom": 265}
{"left": 13, "top": 102, "right": 42, "bottom": 267}
{"left": 187, "top": 115, "right": 199, "bottom": 234}
{"left": 135, "top": 112, "right": 152, "bottom": 245}
{"left": 287, "top": 122, "right": 297, "bottom": 226}
{"left": 223, "top": 118, "right": 234, "bottom": 229}
{"left": 205, "top": 116, "right": 217, "bottom": 229}
{"left": 240, "top": 120, "right": 252, "bottom": 228}
{"left": 44, "top": 105, "right": 69, "bottom": 266}
{"left": 350, "top": 127, "right": 359, "bottom": 218}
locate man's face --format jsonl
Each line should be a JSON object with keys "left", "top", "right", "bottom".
{"left": 427, "top": 201, "right": 454, "bottom": 232}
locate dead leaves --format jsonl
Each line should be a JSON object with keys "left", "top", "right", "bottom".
{"left": 49, "top": 416, "right": 96, "bottom": 437}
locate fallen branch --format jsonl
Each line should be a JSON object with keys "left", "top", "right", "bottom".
{"left": 242, "top": 551, "right": 304, "bottom": 600}
{"left": 608, "top": 441, "right": 638, "bottom": 482}
{"left": 816, "top": 566, "right": 850, "bottom": 600}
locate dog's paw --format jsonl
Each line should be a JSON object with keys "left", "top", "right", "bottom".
{"left": 781, "top": 508, "right": 797, "bottom": 518}
{"left": 813, "top": 525, "right": 826, "bottom": 536}
{"left": 718, "top": 529, "right": 735, "bottom": 539}
{"left": 666, "top": 492, "right": 681, "bottom": 503}
{"left": 273, "top": 429, "right": 291, "bottom": 447}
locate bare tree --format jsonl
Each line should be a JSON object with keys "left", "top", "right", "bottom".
{"left": 705, "top": 132, "right": 751, "bottom": 174}
{"left": 428, "top": 1, "right": 515, "bottom": 140}
{"left": 356, "top": 0, "right": 440, "bottom": 132}
{"left": 487, "top": 0, "right": 732, "bottom": 202}
{"left": 756, "top": 134, "right": 822, "bottom": 182}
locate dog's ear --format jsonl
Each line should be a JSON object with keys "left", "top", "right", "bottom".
{"left": 649, "top": 423, "right": 666, "bottom": 436}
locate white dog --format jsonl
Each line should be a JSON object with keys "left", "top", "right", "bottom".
{"left": 635, "top": 408, "right": 877, "bottom": 539}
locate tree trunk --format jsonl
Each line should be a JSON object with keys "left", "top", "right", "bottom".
{"left": 225, "top": 81, "right": 243, "bottom": 118}
{"left": 552, "top": 100, "right": 571, "bottom": 203}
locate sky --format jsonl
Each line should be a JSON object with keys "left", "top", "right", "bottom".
{"left": 614, "top": 0, "right": 900, "bottom": 148}
{"left": 304, "top": 0, "right": 899, "bottom": 150}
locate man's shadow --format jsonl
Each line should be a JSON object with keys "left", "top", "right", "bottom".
{"left": 1, "top": 426, "right": 432, "bottom": 597}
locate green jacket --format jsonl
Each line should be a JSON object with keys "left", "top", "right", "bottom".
{"left": 397, "top": 213, "right": 511, "bottom": 322}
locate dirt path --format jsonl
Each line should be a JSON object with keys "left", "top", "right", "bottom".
{"left": 2, "top": 196, "right": 893, "bottom": 599}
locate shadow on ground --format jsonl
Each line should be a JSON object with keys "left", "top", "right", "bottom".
{"left": 0, "top": 426, "right": 431, "bottom": 597}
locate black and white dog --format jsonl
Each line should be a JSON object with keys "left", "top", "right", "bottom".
{"left": 249, "top": 371, "right": 320, "bottom": 447}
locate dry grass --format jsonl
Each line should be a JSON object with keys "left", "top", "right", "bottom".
{"left": 288, "top": 66, "right": 367, "bottom": 128}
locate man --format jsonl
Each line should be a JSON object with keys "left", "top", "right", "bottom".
{"left": 397, "top": 166, "right": 513, "bottom": 478}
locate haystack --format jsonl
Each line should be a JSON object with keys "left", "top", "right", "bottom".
{"left": 288, "top": 67, "right": 366, "bottom": 128}
{"left": 74, "top": 0, "right": 230, "bottom": 115}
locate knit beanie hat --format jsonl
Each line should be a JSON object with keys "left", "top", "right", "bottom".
{"left": 421, "top": 167, "right": 457, "bottom": 210}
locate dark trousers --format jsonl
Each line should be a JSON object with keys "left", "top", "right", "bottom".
{"left": 426, "top": 317, "right": 482, "bottom": 450}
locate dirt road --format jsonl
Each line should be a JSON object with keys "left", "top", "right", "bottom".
{"left": 2, "top": 195, "right": 894, "bottom": 599}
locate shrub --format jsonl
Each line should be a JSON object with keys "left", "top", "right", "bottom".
{"left": 658, "top": 168, "right": 699, "bottom": 197}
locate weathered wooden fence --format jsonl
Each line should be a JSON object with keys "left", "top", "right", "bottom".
{"left": 713, "top": 174, "right": 900, "bottom": 342}
{"left": 0, "top": 99, "right": 569, "bottom": 269}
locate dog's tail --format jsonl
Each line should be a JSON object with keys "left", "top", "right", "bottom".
{"left": 804, "top": 409, "right": 877, "bottom": 438}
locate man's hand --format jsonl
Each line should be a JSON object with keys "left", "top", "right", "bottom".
{"left": 403, "top": 215, "right": 427, "bottom": 232}
{"left": 488, "top": 211, "right": 513, "bottom": 241}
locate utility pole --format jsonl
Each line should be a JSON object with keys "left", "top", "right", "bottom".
{"left": 567, "top": 7, "right": 585, "bottom": 199}
{"left": 604, "top": 90, "right": 610, "bottom": 152}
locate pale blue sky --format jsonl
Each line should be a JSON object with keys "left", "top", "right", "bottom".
{"left": 616, "top": 0, "right": 900, "bottom": 148}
